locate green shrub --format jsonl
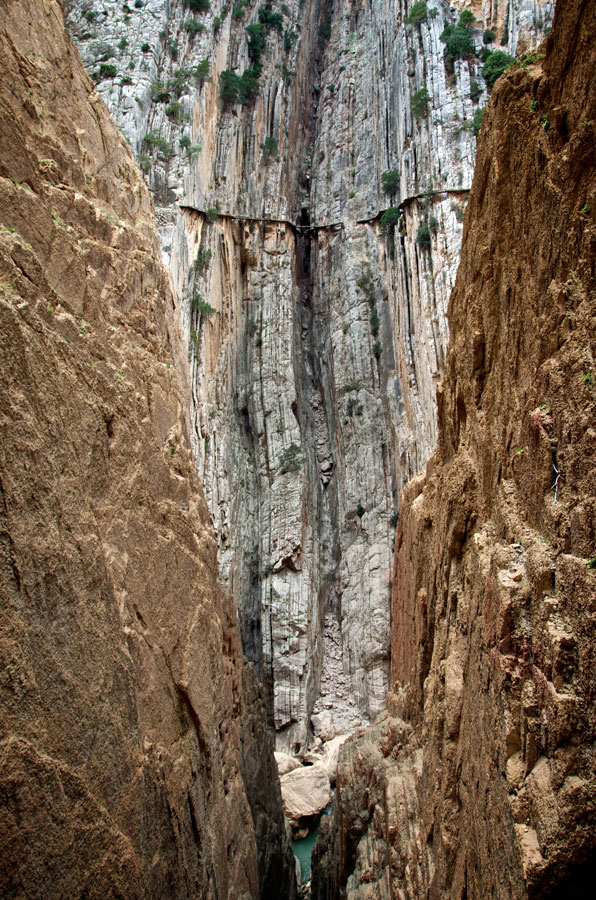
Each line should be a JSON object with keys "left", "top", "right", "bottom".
{"left": 381, "top": 169, "right": 399, "bottom": 195}
{"left": 220, "top": 69, "right": 240, "bottom": 105}
{"left": 151, "top": 83, "right": 171, "bottom": 102}
{"left": 169, "top": 66, "right": 192, "bottom": 94}
{"left": 166, "top": 100, "right": 183, "bottom": 120}
{"left": 284, "top": 29, "right": 297, "bottom": 51}
{"left": 279, "top": 443, "right": 302, "bottom": 473}
{"left": 483, "top": 29, "right": 496, "bottom": 43}
{"left": 406, "top": 2, "right": 427, "bottom": 26}
{"left": 190, "top": 290, "right": 216, "bottom": 315}
{"left": 346, "top": 396, "right": 363, "bottom": 416}
{"left": 369, "top": 307, "right": 380, "bottom": 337}
{"left": 91, "top": 40, "right": 115, "bottom": 61}
{"left": 118, "top": 37, "right": 128, "bottom": 50}
{"left": 184, "top": 0, "right": 210, "bottom": 11}
{"left": 239, "top": 68, "right": 261, "bottom": 103}
{"left": 459, "top": 9, "right": 475, "bottom": 26}
{"left": 356, "top": 502, "right": 365, "bottom": 518}
{"left": 134, "top": 0, "right": 143, "bottom": 7}
{"left": 472, "top": 105, "right": 484, "bottom": 136}
{"left": 195, "top": 59, "right": 210, "bottom": 86}
{"left": 185, "top": 19, "right": 206, "bottom": 35}
{"left": 263, "top": 136, "right": 278, "bottom": 160}
{"left": 440, "top": 24, "right": 474, "bottom": 60}
{"left": 205, "top": 208, "right": 220, "bottom": 223}
{"left": 193, "top": 246, "right": 212, "bottom": 274}
{"left": 380, "top": 207, "right": 400, "bottom": 232}
{"left": 416, "top": 223, "right": 431, "bottom": 248}
{"left": 141, "top": 42, "right": 151, "bottom": 52}
{"left": 167, "top": 39, "right": 179, "bottom": 59}
{"left": 470, "top": 78, "right": 481, "bottom": 100}
{"left": 98, "top": 63, "right": 118, "bottom": 79}
{"left": 258, "top": 4, "right": 283, "bottom": 30}
{"left": 121, "top": 75, "right": 133, "bottom": 85}
{"left": 138, "top": 153, "right": 151, "bottom": 172}
{"left": 482, "top": 50, "right": 515, "bottom": 87}
{"left": 142, "top": 131, "right": 175, "bottom": 160}
{"left": 318, "top": 23, "right": 331, "bottom": 40}
{"left": 373, "top": 341, "right": 382, "bottom": 359}
{"left": 246, "top": 23, "right": 266, "bottom": 64}
{"left": 212, "top": 15, "right": 222, "bottom": 30}
{"left": 411, "top": 87, "right": 430, "bottom": 118}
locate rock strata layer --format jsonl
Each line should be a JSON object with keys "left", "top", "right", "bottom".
{"left": 312, "top": 0, "right": 596, "bottom": 897}
{"left": 0, "top": 2, "right": 295, "bottom": 898}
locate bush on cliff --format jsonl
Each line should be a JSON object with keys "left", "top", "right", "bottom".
{"left": 406, "top": 2, "right": 427, "bottom": 26}
{"left": 184, "top": 0, "right": 210, "bottom": 12}
{"left": 440, "top": 24, "right": 474, "bottom": 60}
{"left": 482, "top": 50, "right": 516, "bottom": 87}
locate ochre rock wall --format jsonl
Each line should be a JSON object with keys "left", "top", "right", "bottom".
{"left": 313, "top": 0, "right": 596, "bottom": 896}
{"left": 0, "top": 2, "right": 295, "bottom": 898}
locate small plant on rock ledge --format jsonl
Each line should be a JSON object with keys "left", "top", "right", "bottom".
{"left": 410, "top": 87, "right": 430, "bottom": 119}
{"left": 416, "top": 222, "right": 431, "bottom": 249}
{"left": 262, "top": 136, "right": 278, "bottom": 162}
{"left": 406, "top": 1, "right": 427, "bottom": 26}
{"left": 190, "top": 290, "right": 216, "bottom": 317}
{"left": 279, "top": 442, "right": 303, "bottom": 473}
{"left": 193, "top": 246, "right": 212, "bottom": 276}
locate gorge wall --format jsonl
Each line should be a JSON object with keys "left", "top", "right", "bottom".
{"left": 312, "top": 0, "right": 596, "bottom": 896}
{"left": 67, "top": 0, "right": 553, "bottom": 754}
{"left": 0, "top": 1, "right": 296, "bottom": 897}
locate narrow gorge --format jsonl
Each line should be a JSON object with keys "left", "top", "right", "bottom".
{"left": 0, "top": 0, "right": 594, "bottom": 897}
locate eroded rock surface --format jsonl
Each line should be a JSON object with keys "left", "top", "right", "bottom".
{"left": 0, "top": 2, "right": 295, "bottom": 898}
{"left": 312, "top": 0, "right": 596, "bottom": 896}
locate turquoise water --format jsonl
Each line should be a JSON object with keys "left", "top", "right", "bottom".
{"left": 293, "top": 828, "right": 319, "bottom": 883}
{"left": 292, "top": 805, "right": 332, "bottom": 883}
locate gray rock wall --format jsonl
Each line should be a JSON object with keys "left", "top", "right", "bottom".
{"left": 67, "top": 0, "right": 554, "bottom": 752}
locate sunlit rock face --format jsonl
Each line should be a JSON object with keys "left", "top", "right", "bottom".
{"left": 68, "top": 0, "right": 553, "bottom": 751}
{"left": 0, "top": 2, "right": 296, "bottom": 898}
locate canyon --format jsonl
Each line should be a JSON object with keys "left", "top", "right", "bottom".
{"left": 0, "top": 0, "right": 594, "bottom": 898}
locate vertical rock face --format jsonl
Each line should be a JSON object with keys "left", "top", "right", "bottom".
{"left": 313, "top": 0, "right": 596, "bottom": 896}
{"left": 0, "top": 2, "right": 295, "bottom": 898}
{"left": 66, "top": 0, "right": 553, "bottom": 752}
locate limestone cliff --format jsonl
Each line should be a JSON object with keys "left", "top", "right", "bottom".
{"left": 312, "top": 0, "right": 596, "bottom": 896}
{"left": 66, "top": 0, "right": 553, "bottom": 755}
{"left": 0, "top": 1, "right": 296, "bottom": 897}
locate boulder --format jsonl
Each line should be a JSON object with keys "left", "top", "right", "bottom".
{"left": 275, "top": 751, "right": 302, "bottom": 776}
{"left": 280, "top": 764, "right": 331, "bottom": 822}
{"left": 320, "top": 734, "right": 350, "bottom": 782}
